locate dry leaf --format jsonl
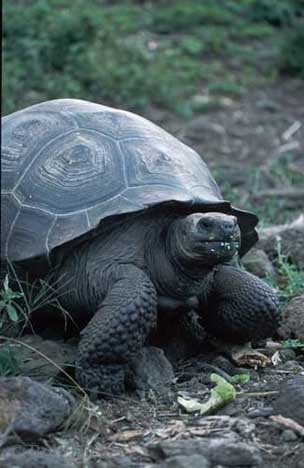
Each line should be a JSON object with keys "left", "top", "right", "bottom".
{"left": 110, "top": 429, "right": 143, "bottom": 443}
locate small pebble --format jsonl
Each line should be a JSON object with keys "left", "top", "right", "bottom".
{"left": 281, "top": 429, "right": 298, "bottom": 442}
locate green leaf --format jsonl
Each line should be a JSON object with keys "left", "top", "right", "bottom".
{"left": 210, "top": 373, "right": 236, "bottom": 401}
{"left": 9, "top": 292, "right": 23, "bottom": 299}
{"left": 282, "top": 339, "right": 304, "bottom": 350}
{"left": 230, "top": 373, "right": 250, "bottom": 384}
{"left": 3, "top": 275, "right": 9, "bottom": 292}
{"left": 6, "top": 303, "right": 19, "bottom": 322}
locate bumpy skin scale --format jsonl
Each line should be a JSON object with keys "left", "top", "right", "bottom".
{"left": 55, "top": 212, "right": 280, "bottom": 395}
{"left": 75, "top": 265, "right": 157, "bottom": 395}
{"left": 201, "top": 265, "right": 280, "bottom": 343}
{"left": 1, "top": 101, "right": 281, "bottom": 396}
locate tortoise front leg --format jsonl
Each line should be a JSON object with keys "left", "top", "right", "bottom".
{"left": 200, "top": 265, "right": 281, "bottom": 343}
{"left": 75, "top": 265, "right": 157, "bottom": 396}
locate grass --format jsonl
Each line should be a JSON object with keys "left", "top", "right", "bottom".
{"left": 0, "top": 344, "right": 21, "bottom": 376}
{"left": 219, "top": 151, "right": 304, "bottom": 226}
{"left": 282, "top": 339, "right": 304, "bottom": 350}
{"left": 2, "top": 0, "right": 304, "bottom": 116}
{"left": 276, "top": 251, "right": 304, "bottom": 300}
{"left": 0, "top": 264, "right": 76, "bottom": 337}
{"left": 0, "top": 275, "right": 25, "bottom": 330}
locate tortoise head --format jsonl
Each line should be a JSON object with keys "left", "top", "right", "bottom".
{"left": 171, "top": 212, "right": 241, "bottom": 267}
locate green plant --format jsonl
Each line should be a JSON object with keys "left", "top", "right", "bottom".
{"left": 279, "top": 22, "right": 304, "bottom": 78}
{"left": 0, "top": 275, "right": 25, "bottom": 329}
{"left": 248, "top": 0, "right": 298, "bottom": 27}
{"left": 282, "top": 339, "right": 304, "bottom": 350}
{"left": 0, "top": 264, "right": 76, "bottom": 333}
{"left": 277, "top": 250, "right": 304, "bottom": 299}
{"left": 3, "top": 0, "right": 299, "bottom": 116}
{"left": 0, "top": 344, "right": 21, "bottom": 376}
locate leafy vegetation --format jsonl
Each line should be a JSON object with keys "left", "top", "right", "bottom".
{"left": 280, "top": 23, "right": 304, "bottom": 78}
{"left": 277, "top": 253, "right": 304, "bottom": 299}
{"left": 282, "top": 339, "right": 304, "bottom": 350}
{"left": 0, "top": 343, "right": 21, "bottom": 376}
{"left": 0, "top": 275, "right": 25, "bottom": 330}
{"left": 220, "top": 152, "right": 304, "bottom": 226}
{"left": 3, "top": 0, "right": 303, "bottom": 115}
{"left": 0, "top": 268, "right": 74, "bottom": 335}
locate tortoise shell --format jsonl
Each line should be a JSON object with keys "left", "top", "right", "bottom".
{"left": 1, "top": 99, "right": 258, "bottom": 265}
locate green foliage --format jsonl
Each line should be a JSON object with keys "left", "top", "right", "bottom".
{"left": 230, "top": 373, "right": 250, "bottom": 384}
{"left": 0, "top": 265, "right": 74, "bottom": 334}
{"left": 0, "top": 344, "right": 21, "bottom": 377}
{"left": 150, "top": 1, "right": 234, "bottom": 33}
{"left": 2, "top": 0, "right": 202, "bottom": 114}
{"left": 0, "top": 275, "right": 25, "bottom": 329}
{"left": 279, "top": 22, "right": 304, "bottom": 78}
{"left": 3, "top": 0, "right": 303, "bottom": 116}
{"left": 247, "top": 0, "right": 300, "bottom": 26}
{"left": 220, "top": 152, "right": 304, "bottom": 227}
{"left": 277, "top": 253, "right": 304, "bottom": 299}
{"left": 282, "top": 339, "right": 304, "bottom": 350}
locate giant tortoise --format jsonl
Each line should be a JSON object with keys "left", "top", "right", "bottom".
{"left": 1, "top": 99, "right": 280, "bottom": 394}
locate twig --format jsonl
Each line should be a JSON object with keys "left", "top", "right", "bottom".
{"left": 236, "top": 391, "right": 279, "bottom": 398}
{"left": 277, "top": 141, "right": 300, "bottom": 153}
{"left": 270, "top": 415, "right": 304, "bottom": 437}
{"left": 282, "top": 121, "right": 301, "bottom": 141}
{"left": 83, "top": 432, "right": 99, "bottom": 468}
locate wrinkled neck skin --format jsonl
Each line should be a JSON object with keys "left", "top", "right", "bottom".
{"left": 145, "top": 216, "right": 214, "bottom": 300}
{"left": 166, "top": 219, "right": 211, "bottom": 277}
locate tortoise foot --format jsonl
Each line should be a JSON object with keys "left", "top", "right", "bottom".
{"left": 75, "top": 362, "right": 127, "bottom": 398}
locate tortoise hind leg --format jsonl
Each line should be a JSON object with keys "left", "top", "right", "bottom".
{"left": 75, "top": 265, "right": 157, "bottom": 396}
{"left": 201, "top": 265, "right": 280, "bottom": 343}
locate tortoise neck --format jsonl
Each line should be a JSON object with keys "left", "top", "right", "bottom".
{"left": 144, "top": 216, "right": 209, "bottom": 299}
{"left": 166, "top": 219, "right": 210, "bottom": 280}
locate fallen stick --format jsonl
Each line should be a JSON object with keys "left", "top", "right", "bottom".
{"left": 270, "top": 415, "right": 304, "bottom": 437}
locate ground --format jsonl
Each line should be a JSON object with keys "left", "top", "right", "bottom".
{"left": 1, "top": 1, "right": 304, "bottom": 465}
{"left": 143, "top": 78, "right": 304, "bottom": 226}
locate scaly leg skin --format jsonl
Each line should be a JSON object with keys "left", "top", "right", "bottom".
{"left": 201, "top": 265, "right": 281, "bottom": 343}
{"left": 75, "top": 265, "right": 157, "bottom": 397}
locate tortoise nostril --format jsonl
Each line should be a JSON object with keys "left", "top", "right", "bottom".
{"left": 223, "top": 219, "right": 237, "bottom": 234}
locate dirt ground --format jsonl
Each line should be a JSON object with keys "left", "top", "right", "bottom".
{"left": 146, "top": 78, "right": 304, "bottom": 225}
{"left": 2, "top": 78, "right": 304, "bottom": 467}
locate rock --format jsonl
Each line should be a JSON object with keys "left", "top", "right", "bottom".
{"left": 282, "top": 429, "right": 298, "bottom": 442}
{"left": 185, "top": 116, "right": 226, "bottom": 141}
{"left": 0, "top": 449, "right": 74, "bottom": 468}
{"left": 0, "top": 377, "right": 75, "bottom": 441}
{"left": 242, "top": 248, "right": 275, "bottom": 278}
{"left": 273, "top": 376, "right": 304, "bottom": 426}
{"left": 128, "top": 346, "right": 175, "bottom": 395}
{"left": 256, "top": 98, "right": 281, "bottom": 112}
{"left": 2, "top": 335, "right": 77, "bottom": 383}
{"left": 158, "top": 454, "right": 210, "bottom": 468}
{"left": 91, "top": 456, "right": 137, "bottom": 468}
{"left": 275, "top": 348, "right": 297, "bottom": 363}
{"left": 278, "top": 294, "right": 304, "bottom": 341}
{"left": 149, "top": 437, "right": 263, "bottom": 466}
{"left": 258, "top": 215, "right": 304, "bottom": 270}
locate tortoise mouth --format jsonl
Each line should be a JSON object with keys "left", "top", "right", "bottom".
{"left": 193, "top": 239, "right": 240, "bottom": 257}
